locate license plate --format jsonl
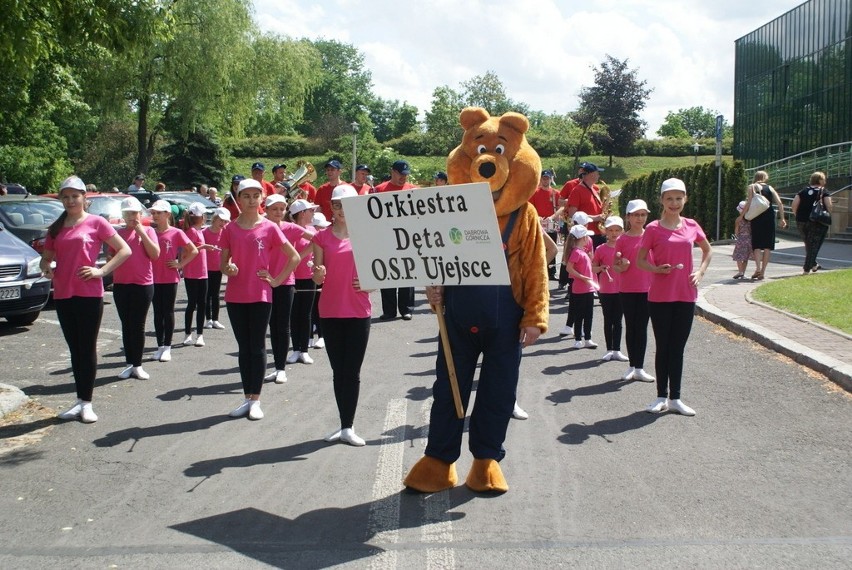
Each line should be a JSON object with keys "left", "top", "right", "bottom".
{"left": 0, "top": 287, "right": 21, "bottom": 300}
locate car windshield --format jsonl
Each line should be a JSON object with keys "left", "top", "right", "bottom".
{"left": 87, "top": 196, "right": 150, "bottom": 221}
{"left": 0, "top": 200, "right": 64, "bottom": 227}
{"left": 159, "top": 193, "right": 216, "bottom": 208}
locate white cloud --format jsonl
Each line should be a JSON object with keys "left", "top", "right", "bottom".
{"left": 253, "top": 0, "right": 806, "bottom": 136}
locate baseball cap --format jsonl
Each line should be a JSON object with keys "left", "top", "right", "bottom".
{"left": 660, "top": 177, "right": 686, "bottom": 194}
{"left": 289, "top": 199, "right": 318, "bottom": 215}
{"left": 625, "top": 199, "right": 649, "bottom": 214}
{"left": 310, "top": 212, "right": 331, "bottom": 228}
{"left": 59, "top": 175, "right": 86, "bottom": 193}
{"left": 251, "top": 162, "right": 265, "bottom": 171}
{"left": 120, "top": 197, "right": 143, "bottom": 212}
{"left": 572, "top": 211, "right": 591, "bottom": 226}
{"left": 231, "top": 174, "right": 245, "bottom": 184}
{"left": 272, "top": 163, "right": 286, "bottom": 172}
{"left": 264, "top": 194, "right": 286, "bottom": 208}
{"left": 331, "top": 184, "right": 358, "bottom": 200}
{"left": 391, "top": 160, "right": 410, "bottom": 175}
{"left": 569, "top": 224, "right": 590, "bottom": 239}
{"left": 150, "top": 200, "right": 172, "bottom": 212}
{"left": 434, "top": 171, "right": 448, "bottom": 181}
{"left": 325, "top": 159, "right": 342, "bottom": 169}
{"left": 604, "top": 216, "right": 624, "bottom": 229}
{"left": 541, "top": 169, "right": 555, "bottom": 179}
{"left": 237, "top": 179, "right": 263, "bottom": 194}
{"left": 188, "top": 202, "right": 207, "bottom": 216}
{"left": 580, "top": 162, "right": 603, "bottom": 173}
{"left": 356, "top": 164, "right": 371, "bottom": 173}
{"left": 213, "top": 207, "right": 231, "bottom": 221}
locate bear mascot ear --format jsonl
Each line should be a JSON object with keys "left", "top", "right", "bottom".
{"left": 459, "top": 107, "right": 491, "bottom": 131}
{"left": 497, "top": 112, "right": 530, "bottom": 136}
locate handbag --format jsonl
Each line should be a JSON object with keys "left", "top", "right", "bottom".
{"left": 744, "top": 186, "right": 770, "bottom": 221}
{"left": 809, "top": 189, "right": 832, "bottom": 226}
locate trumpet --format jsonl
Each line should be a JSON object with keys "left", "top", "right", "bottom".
{"left": 284, "top": 161, "right": 317, "bottom": 202}
{"left": 597, "top": 180, "right": 622, "bottom": 233}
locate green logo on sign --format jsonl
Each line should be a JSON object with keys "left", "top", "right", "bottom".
{"left": 448, "top": 227, "right": 463, "bottom": 244}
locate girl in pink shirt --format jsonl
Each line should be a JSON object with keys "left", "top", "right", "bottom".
{"left": 283, "top": 199, "right": 321, "bottom": 369}
{"left": 202, "top": 208, "right": 229, "bottom": 330}
{"left": 41, "top": 176, "right": 131, "bottom": 424}
{"left": 592, "top": 216, "right": 627, "bottom": 362}
{"left": 565, "top": 224, "right": 598, "bottom": 350}
{"left": 614, "top": 199, "right": 655, "bottom": 382}
{"left": 637, "top": 178, "right": 712, "bottom": 416}
{"left": 219, "top": 180, "right": 299, "bottom": 421}
{"left": 312, "top": 185, "right": 372, "bottom": 447}
{"left": 180, "top": 204, "right": 209, "bottom": 347}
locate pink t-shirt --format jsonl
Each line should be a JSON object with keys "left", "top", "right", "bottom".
{"left": 112, "top": 226, "right": 156, "bottom": 285}
{"left": 615, "top": 233, "right": 652, "bottom": 293}
{"left": 270, "top": 221, "right": 304, "bottom": 286}
{"left": 640, "top": 218, "right": 707, "bottom": 303}
{"left": 592, "top": 243, "right": 620, "bottom": 295}
{"left": 153, "top": 227, "right": 192, "bottom": 284}
{"left": 293, "top": 227, "right": 317, "bottom": 280}
{"left": 202, "top": 226, "right": 224, "bottom": 271}
{"left": 182, "top": 226, "right": 207, "bottom": 279}
{"left": 220, "top": 218, "right": 288, "bottom": 303}
{"left": 313, "top": 228, "right": 371, "bottom": 318}
{"left": 45, "top": 215, "right": 116, "bottom": 300}
{"left": 568, "top": 247, "right": 596, "bottom": 294}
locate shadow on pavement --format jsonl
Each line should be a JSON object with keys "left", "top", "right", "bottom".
{"left": 157, "top": 381, "right": 242, "bottom": 401}
{"left": 558, "top": 411, "right": 661, "bottom": 445}
{"left": 546, "top": 377, "right": 633, "bottom": 405}
{"left": 92, "top": 414, "right": 232, "bottom": 449}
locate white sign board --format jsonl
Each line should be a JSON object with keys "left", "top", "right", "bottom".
{"left": 342, "top": 182, "right": 510, "bottom": 290}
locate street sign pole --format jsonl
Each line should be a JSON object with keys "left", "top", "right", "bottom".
{"left": 715, "top": 115, "right": 723, "bottom": 241}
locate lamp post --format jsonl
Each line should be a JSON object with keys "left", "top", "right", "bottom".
{"left": 351, "top": 121, "right": 359, "bottom": 181}
{"left": 693, "top": 142, "right": 700, "bottom": 165}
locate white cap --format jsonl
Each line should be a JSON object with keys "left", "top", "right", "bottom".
{"left": 660, "top": 177, "right": 687, "bottom": 194}
{"left": 737, "top": 200, "right": 747, "bottom": 213}
{"left": 604, "top": 216, "right": 624, "bottom": 229}
{"left": 289, "top": 199, "right": 317, "bottom": 215}
{"left": 150, "top": 199, "right": 172, "bottom": 212}
{"left": 572, "top": 211, "right": 590, "bottom": 226}
{"left": 569, "top": 224, "right": 590, "bottom": 239}
{"left": 237, "top": 179, "right": 263, "bottom": 194}
{"left": 59, "top": 175, "right": 86, "bottom": 193}
{"left": 120, "top": 197, "right": 143, "bottom": 212}
{"left": 264, "top": 194, "right": 287, "bottom": 208}
{"left": 331, "top": 184, "right": 358, "bottom": 200}
{"left": 213, "top": 207, "right": 231, "bottom": 221}
{"left": 188, "top": 202, "right": 206, "bottom": 216}
{"left": 310, "top": 212, "right": 331, "bottom": 228}
{"left": 625, "top": 199, "right": 649, "bottom": 214}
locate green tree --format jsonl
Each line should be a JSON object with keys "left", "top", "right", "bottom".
{"left": 424, "top": 86, "right": 466, "bottom": 155}
{"left": 369, "top": 99, "right": 420, "bottom": 142}
{"left": 461, "top": 71, "right": 529, "bottom": 116}
{"left": 156, "top": 128, "right": 227, "bottom": 189}
{"left": 657, "top": 107, "right": 726, "bottom": 139}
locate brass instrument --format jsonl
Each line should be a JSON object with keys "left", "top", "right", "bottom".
{"left": 284, "top": 161, "right": 317, "bottom": 202}
{"left": 596, "top": 180, "right": 622, "bottom": 233}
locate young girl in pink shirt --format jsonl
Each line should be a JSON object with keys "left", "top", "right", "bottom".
{"left": 220, "top": 179, "right": 299, "bottom": 420}
{"left": 312, "top": 185, "right": 372, "bottom": 446}
{"left": 284, "top": 199, "right": 321, "bottom": 368}
{"left": 203, "top": 208, "right": 230, "bottom": 330}
{"left": 565, "top": 224, "right": 598, "bottom": 350}
{"left": 181, "top": 202, "right": 209, "bottom": 347}
{"left": 41, "top": 176, "right": 131, "bottom": 423}
{"left": 592, "top": 216, "right": 627, "bottom": 362}
{"left": 637, "top": 178, "right": 712, "bottom": 416}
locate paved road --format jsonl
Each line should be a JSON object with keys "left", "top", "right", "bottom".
{"left": 1, "top": 261, "right": 850, "bottom": 567}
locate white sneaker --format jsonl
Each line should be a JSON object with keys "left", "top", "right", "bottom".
{"left": 298, "top": 352, "right": 314, "bottom": 364}
{"left": 633, "top": 368, "right": 655, "bottom": 382}
{"left": 151, "top": 346, "right": 165, "bottom": 361}
{"left": 57, "top": 400, "right": 83, "bottom": 420}
{"left": 601, "top": 351, "right": 614, "bottom": 361}
{"left": 622, "top": 367, "right": 636, "bottom": 381}
{"left": 118, "top": 365, "right": 134, "bottom": 379}
{"left": 264, "top": 370, "right": 278, "bottom": 382}
{"left": 229, "top": 399, "right": 251, "bottom": 418}
{"left": 584, "top": 339, "right": 598, "bottom": 349}
{"left": 183, "top": 333, "right": 194, "bottom": 346}
{"left": 204, "top": 319, "right": 214, "bottom": 329}
{"left": 274, "top": 370, "right": 287, "bottom": 384}
{"left": 132, "top": 366, "right": 150, "bottom": 380}
{"left": 340, "top": 427, "right": 365, "bottom": 446}
{"left": 194, "top": 335, "right": 205, "bottom": 347}
{"left": 313, "top": 337, "right": 325, "bottom": 349}
{"left": 212, "top": 321, "right": 226, "bottom": 330}
{"left": 248, "top": 401, "right": 264, "bottom": 420}
{"left": 286, "top": 351, "right": 301, "bottom": 364}
{"left": 308, "top": 339, "right": 315, "bottom": 348}
{"left": 613, "top": 351, "right": 629, "bottom": 362}
{"left": 159, "top": 346, "right": 172, "bottom": 362}
{"left": 573, "top": 340, "right": 585, "bottom": 349}
{"left": 80, "top": 403, "right": 98, "bottom": 423}
{"left": 646, "top": 397, "right": 669, "bottom": 414}
{"left": 558, "top": 326, "right": 573, "bottom": 336}
{"left": 512, "top": 402, "right": 529, "bottom": 420}
{"left": 324, "top": 429, "right": 342, "bottom": 442}
{"left": 668, "top": 399, "right": 696, "bottom": 416}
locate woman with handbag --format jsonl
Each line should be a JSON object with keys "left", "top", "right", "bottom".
{"left": 791, "top": 171, "right": 833, "bottom": 274}
{"left": 741, "top": 170, "right": 786, "bottom": 280}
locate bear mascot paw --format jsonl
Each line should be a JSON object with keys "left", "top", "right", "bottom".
{"left": 465, "top": 458, "right": 509, "bottom": 494}
{"left": 403, "top": 456, "right": 458, "bottom": 493}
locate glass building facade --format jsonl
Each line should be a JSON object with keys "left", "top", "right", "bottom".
{"left": 733, "top": 0, "right": 852, "bottom": 168}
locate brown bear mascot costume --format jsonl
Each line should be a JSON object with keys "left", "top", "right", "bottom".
{"left": 403, "top": 107, "right": 549, "bottom": 494}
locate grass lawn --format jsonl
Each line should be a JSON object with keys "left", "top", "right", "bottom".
{"left": 752, "top": 269, "right": 852, "bottom": 334}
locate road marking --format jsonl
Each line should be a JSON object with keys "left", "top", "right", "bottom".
{"left": 368, "top": 398, "right": 407, "bottom": 569}
{"left": 772, "top": 251, "right": 852, "bottom": 265}
{"left": 419, "top": 399, "right": 456, "bottom": 570}
{"left": 37, "top": 317, "right": 122, "bottom": 337}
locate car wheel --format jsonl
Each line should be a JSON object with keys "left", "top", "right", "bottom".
{"left": 6, "top": 311, "right": 40, "bottom": 326}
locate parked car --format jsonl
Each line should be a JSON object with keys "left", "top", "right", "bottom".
{"left": 0, "top": 221, "right": 50, "bottom": 326}
{"left": 42, "top": 193, "right": 153, "bottom": 228}
{"left": 2, "top": 183, "right": 28, "bottom": 195}
{"left": 127, "top": 190, "right": 216, "bottom": 226}
{"left": 0, "top": 195, "right": 65, "bottom": 253}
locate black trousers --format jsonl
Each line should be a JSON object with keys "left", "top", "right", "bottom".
{"left": 291, "top": 279, "right": 316, "bottom": 352}
{"left": 227, "top": 302, "right": 272, "bottom": 396}
{"left": 322, "top": 317, "right": 371, "bottom": 429}
{"left": 184, "top": 277, "right": 208, "bottom": 335}
{"left": 205, "top": 270, "right": 223, "bottom": 321}
{"left": 113, "top": 283, "right": 154, "bottom": 366}
{"left": 269, "top": 284, "right": 295, "bottom": 369}
{"left": 153, "top": 283, "right": 178, "bottom": 347}
{"left": 311, "top": 286, "right": 323, "bottom": 339}
{"left": 380, "top": 287, "right": 414, "bottom": 317}
{"left": 620, "top": 292, "right": 650, "bottom": 368}
{"left": 571, "top": 291, "right": 594, "bottom": 341}
{"left": 55, "top": 296, "right": 103, "bottom": 401}
{"left": 798, "top": 221, "right": 828, "bottom": 272}
{"left": 648, "top": 301, "right": 695, "bottom": 400}
{"left": 598, "top": 292, "right": 623, "bottom": 351}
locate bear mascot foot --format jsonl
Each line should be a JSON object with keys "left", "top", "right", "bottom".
{"left": 403, "top": 456, "right": 458, "bottom": 493}
{"left": 464, "top": 458, "right": 509, "bottom": 494}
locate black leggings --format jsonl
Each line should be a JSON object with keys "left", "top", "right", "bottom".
{"left": 322, "top": 317, "right": 371, "bottom": 429}
{"left": 113, "top": 283, "right": 153, "bottom": 366}
{"left": 227, "top": 302, "right": 272, "bottom": 396}
{"left": 648, "top": 301, "right": 695, "bottom": 400}
{"left": 153, "top": 283, "right": 178, "bottom": 347}
{"left": 184, "top": 278, "right": 208, "bottom": 335}
{"left": 291, "top": 279, "right": 316, "bottom": 352}
{"left": 311, "top": 287, "right": 323, "bottom": 339}
{"left": 269, "top": 284, "right": 295, "bottom": 369}
{"left": 620, "top": 292, "right": 650, "bottom": 368}
{"left": 55, "top": 297, "right": 103, "bottom": 401}
{"left": 206, "top": 270, "right": 223, "bottom": 321}
{"left": 798, "top": 221, "right": 828, "bottom": 272}
{"left": 598, "top": 292, "right": 623, "bottom": 351}
{"left": 571, "top": 291, "right": 594, "bottom": 341}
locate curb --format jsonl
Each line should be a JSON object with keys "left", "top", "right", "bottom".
{"left": 744, "top": 289, "right": 852, "bottom": 341}
{"left": 0, "top": 383, "right": 29, "bottom": 419}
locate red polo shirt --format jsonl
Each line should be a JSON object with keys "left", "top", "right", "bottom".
{"left": 315, "top": 181, "right": 341, "bottom": 220}
{"left": 374, "top": 181, "right": 418, "bottom": 193}
{"left": 559, "top": 178, "right": 580, "bottom": 202}
{"left": 567, "top": 182, "right": 603, "bottom": 234}
{"left": 528, "top": 186, "right": 558, "bottom": 217}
